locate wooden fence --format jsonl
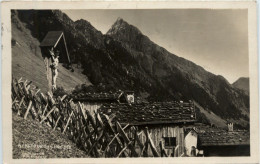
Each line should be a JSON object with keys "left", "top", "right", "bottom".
{"left": 11, "top": 77, "right": 172, "bottom": 158}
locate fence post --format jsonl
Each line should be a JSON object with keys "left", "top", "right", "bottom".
{"left": 24, "top": 101, "right": 32, "bottom": 119}
{"left": 116, "top": 122, "right": 138, "bottom": 157}
{"left": 144, "top": 127, "right": 160, "bottom": 157}
{"left": 40, "top": 106, "right": 56, "bottom": 124}
{"left": 62, "top": 111, "right": 73, "bottom": 134}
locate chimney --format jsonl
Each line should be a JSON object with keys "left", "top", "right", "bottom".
{"left": 180, "top": 101, "right": 183, "bottom": 107}
{"left": 125, "top": 91, "right": 134, "bottom": 104}
{"left": 228, "top": 122, "right": 233, "bottom": 132}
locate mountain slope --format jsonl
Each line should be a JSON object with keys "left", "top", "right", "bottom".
{"left": 107, "top": 18, "right": 249, "bottom": 118}
{"left": 232, "top": 77, "right": 249, "bottom": 94}
{"left": 13, "top": 10, "right": 249, "bottom": 128}
{"left": 194, "top": 102, "right": 227, "bottom": 128}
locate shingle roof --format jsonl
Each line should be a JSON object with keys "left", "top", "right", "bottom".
{"left": 40, "top": 31, "right": 63, "bottom": 47}
{"left": 98, "top": 101, "right": 196, "bottom": 125}
{"left": 72, "top": 91, "right": 124, "bottom": 102}
{"left": 197, "top": 126, "right": 250, "bottom": 146}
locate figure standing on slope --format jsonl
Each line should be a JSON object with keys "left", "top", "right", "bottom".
{"left": 49, "top": 48, "right": 60, "bottom": 91}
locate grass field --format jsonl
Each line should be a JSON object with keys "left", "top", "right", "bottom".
{"left": 12, "top": 113, "right": 88, "bottom": 158}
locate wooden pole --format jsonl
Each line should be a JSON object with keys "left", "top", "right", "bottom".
{"left": 40, "top": 106, "right": 56, "bottom": 124}
{"left": 23, "top": 101, "right": 32, "bottom": 119}
{"left": 62, "top": 111, "right": 73, "bottom": 134}
{"left": 116, "top": 122, "right": 138, "bottom": 157}
{"left": 144, "top": 127, "right": 160, "bottom": 157}
{"left": 53, "top": 116, "right": 61, "bottom": 131}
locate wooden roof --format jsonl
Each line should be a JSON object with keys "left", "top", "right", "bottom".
{"left": 40, "top": 31, "right": 70, "bottom": 64}
{"left": 40, "top": 31, "right": 64, "bottom": 47}
{"left": 99, "top": 101, "right": 196, "bottom": 126}
{"left": 71, "top": 91, "right": 124, "bottom": 102}
{"left": 197, "top": 126, "right": 250, "bottom": 146}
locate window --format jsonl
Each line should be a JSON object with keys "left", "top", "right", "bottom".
{"left": 164, "top": 137, "right": 176, "bottom": 148}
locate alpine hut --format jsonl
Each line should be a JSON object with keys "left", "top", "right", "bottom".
{"left": 99, "top": 100, "right": 197, "bottom": 157}
{"left": 72, "top": 90, "right": 134, "bottom": 116}
{"left": 196, "top": 124, "right": 250, "bottom": 156}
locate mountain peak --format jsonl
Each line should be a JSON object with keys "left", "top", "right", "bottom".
{"left": 75, "top": 19, "right": 92, "bottom": 27}
{"left": 116, "top": 17, "right": 124, "bottom": 22}
{"left": 114, "top": 17, "right": 128, "bottom": 26}
{"left": 107, "top": 17, "right": 141, "bottom": 36}
{"left": 232, "top": 77, "right": 249, "bottom": 94}
{"left": 74, "top": 18, "right": 103, "bottom": 36}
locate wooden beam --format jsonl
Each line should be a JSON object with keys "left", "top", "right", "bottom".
{"left": 96, "top": 113, "right": 104, "bottom": 128}
{"left": 23, "top": 101, "right": 32, "bottom": 119}
{"left": 42, "top": 103, "right": 48, "bottom": 117}
{"left": 103, "top": 124, "right": 129, "bottom": 154}
{"left": 103, "top": 115, "right": 124, "bottom": 148}
{"left": 62, "top": 111, "right": 73, "bottom": 134}
{"left": 12, "top": 97, "right": 18, "bottom": 106}
{"left": 40, "top": 106, "right": 56, "bottom": 124}
{"left": 62, "top": 33, "right": 70, "bottom": 64}
{"left": 53, "top": 32, "right": 63, "bottom": 48}
{"left": 78, "top": 102, "right": 86, "bottom": 120}
{"left": 18, "top": 77, "right": 22, "bottom": 83}
{"left": 102, "top": 114, "right": 128, "bottom": 157}
{"left": 87, "top": 130, "right": 104, "bottom": 156}
{"left": 174, "top": 145, "right": 179, "bottom": 157}
{"left": 159, "top": 141, "right": 168, "bottom": 157}
{"left": 40, "top": 93, "right": 48, "bottom": 104}
{"left": 12, "top": 81, "right": 19, "bottom": 98}
{"left": 61, "top": 95, "right": 67, "bottom": 101}
{"left": 141, "top": 141, "right": 148, "bottom": 157}
{"left": 30, "top": 106, "right": 39, "bottom": 120}
{"left": 144, "top": 127, "right": 160, "bottom": 157}
{"left": 84, "top": 118, "right": 100, "bottom": 157}
{"left": 135, "top": 131, "right": 146, "bottom": 157}
{"left": 116, "top": 122, "right": 138, "bottom": 157}
{"left": 53, "top": 116, "right": 61, "bottom": 131}
{"left": 47, "top": 92, "right": 56, "bottom": 105}
{"left": 117, "top": 141, "right": 133, "bottom": 157}
{"left": 22, "top": 81, "right": 29, "bottom": 95}
{"left": 35, "top": 89, "right": 41, "bottom": 96}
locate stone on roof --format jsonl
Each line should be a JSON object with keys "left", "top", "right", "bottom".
{"left": 197, "top": 126, "right": 250, "bottom": 146}
{"left": 72, "top": 90, "right": 124, "bottom": 102}
{"left": 99, "top": 101, "right": 196, "bottom": 125}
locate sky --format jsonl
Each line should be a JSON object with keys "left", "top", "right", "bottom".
{"left": 62, "top": 9, "right": 248, "bottom": 83}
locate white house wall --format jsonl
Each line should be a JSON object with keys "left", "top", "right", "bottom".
{"left": 184, "top": 130, "right": 198, "bottom": 156}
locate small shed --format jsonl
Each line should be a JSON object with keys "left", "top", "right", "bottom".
{"left": 197, "top": 127, "right": 250, "bottom": 156}
{"left": 72, "top": 90, "right": 125, "bottom": 115}
{"left": 39, "top": 31, "right": 71, "bottom": 92}
{"left": 40, "top": 31, "right": 70, "bottom": 64}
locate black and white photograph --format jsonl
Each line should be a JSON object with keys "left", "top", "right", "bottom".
{"left": 1, "top": 1, "right": 259, "bottom": 163}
